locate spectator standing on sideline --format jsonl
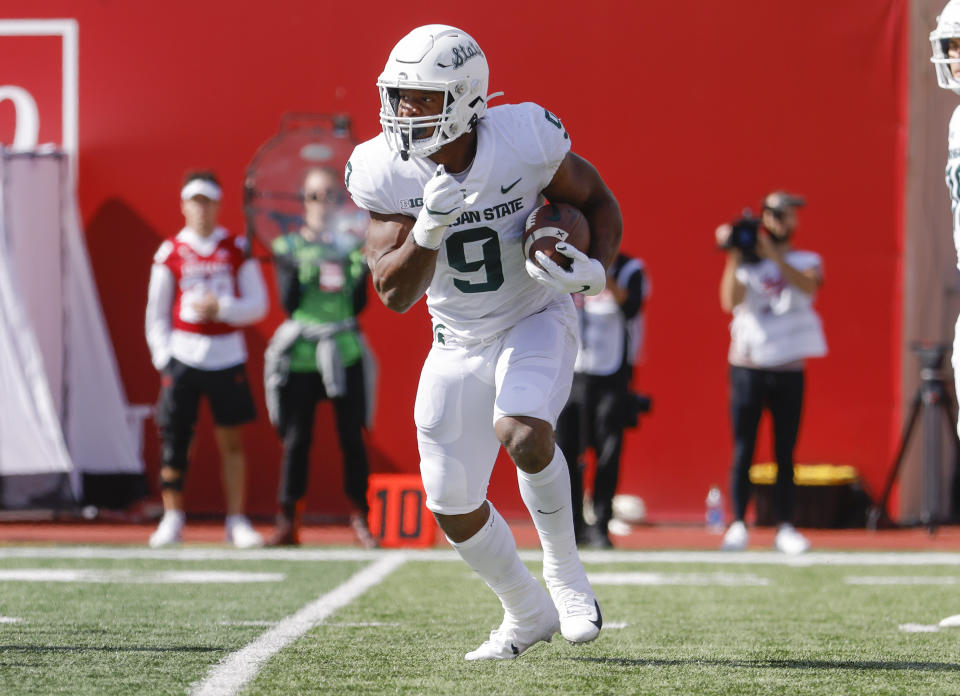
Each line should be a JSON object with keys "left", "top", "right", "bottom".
{"left": 145, "top": 170, "right": 269, "bottom": 548}
{"left": 263, "top": 167, "right": 376, "bottom": 548}
{"left": 715, "top": 191, "right": 826, "bottom": 554}
{"left": 346, "top": 25, "right": 621, "bottom": 660}
{"left": 556, "top": 252, "right": 649, "bottom": 548}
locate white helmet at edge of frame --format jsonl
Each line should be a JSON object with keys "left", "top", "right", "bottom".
{"left": 931, "top": 0, "right": 960, "bottom": 95}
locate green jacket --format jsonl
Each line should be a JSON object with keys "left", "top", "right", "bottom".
{"left": 271, "top": 231, "right": 367, "bottom": 373}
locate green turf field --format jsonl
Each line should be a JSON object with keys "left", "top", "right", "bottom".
{"left": 1, "top": 547, "right": 959, "bottom": 695}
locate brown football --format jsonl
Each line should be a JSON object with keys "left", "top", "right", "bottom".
{"left": 523, "top": 202, "right": 591, "bottom": 270}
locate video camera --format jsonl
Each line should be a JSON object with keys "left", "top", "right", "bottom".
{"left": 718, "top": 208, "right": 762, "bottom": 264}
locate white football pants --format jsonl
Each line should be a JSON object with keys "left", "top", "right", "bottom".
{"left": 415, "top": 300, "right": 578, "bottom": 515}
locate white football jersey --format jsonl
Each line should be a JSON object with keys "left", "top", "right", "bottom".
{"left": 347, "top": 102, "right": 573, "bottom": 342}
{"left": 946, "top": 105, "right": 960, "bottom": 270}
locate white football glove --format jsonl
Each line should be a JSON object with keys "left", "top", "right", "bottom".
{"left": 525, "top": 242, "right": 606, "bottom": 296}
{"left": 411, "top": 165, "right": 477, "bottom": 250}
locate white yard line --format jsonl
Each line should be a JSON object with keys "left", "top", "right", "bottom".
{"left": 899, "top": 623, "right": 942, "bottom": 633}
{"left": 845, "top": 576, "right": 958, "bottom": 585}
{"left": 571, "top": 550, "right": 960, "bottom": 566}
{"left": 0, "top": 569, "right": 284, "bottom": 584}
{"left": 0, "top": 547, "right": 391, "bottom": 562}
{"left": 190, "top": 554, "right": 407, "bottom": 696}
{"left": 2, "top": 546, "right": 960, "bottom": 566}
{"left": 589, "top": 571, "right": 772, "bottom": 586}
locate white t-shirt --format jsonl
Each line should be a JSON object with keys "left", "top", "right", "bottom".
{"left": 945, "top": 104, "right": 960, "bottom": 270}
{"left": 347, "top": 102, "right": 574, "bottom": 343}
{"left": 728, "top": 251, "right": 827, "bottom": 368}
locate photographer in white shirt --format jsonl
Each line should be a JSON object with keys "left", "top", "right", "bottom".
{"left": 715, "top": 191, "right": 827, "bottom": 554}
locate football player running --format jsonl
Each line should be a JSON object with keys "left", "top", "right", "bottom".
{"left": 932, "top": 0, "right": 960, "bottom": 441}
{"left": 346, "top": 25, "right": 622, "bottom": 660}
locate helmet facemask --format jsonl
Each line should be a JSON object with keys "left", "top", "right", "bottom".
{"left": 378, "top": 82, "right": 481, "bottom": 159}
{"left": 931, "top": 3, "right": 960, "bottom": 94}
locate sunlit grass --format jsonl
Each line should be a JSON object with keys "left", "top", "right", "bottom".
{"left": 0, "top": 550, "right": 958, "bottom": 695}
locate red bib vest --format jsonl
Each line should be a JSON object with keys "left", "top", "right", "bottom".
{"left": 162, "top": 233, "right": 246, "bottom": 336}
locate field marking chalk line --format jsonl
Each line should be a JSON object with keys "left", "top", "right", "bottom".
{"left": 190, "top": 553, "right": 407, "bottom": 696}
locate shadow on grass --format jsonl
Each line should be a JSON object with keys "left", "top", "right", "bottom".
{"left": 0, "top": 644, "right": 222, "bottom": 653}
{"left": 573, "top": 657, "right": 960, "bottom": 672}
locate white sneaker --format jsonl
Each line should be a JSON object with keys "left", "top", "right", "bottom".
{"left": 720, "top": 520, "right": 748, "bottom": 551}
{"left": 464, "top": 605, "right": 560, "bottom": 661}
{"left": 774, "top": 523, "right": 810, "bottom": 555}
{"left": 149, "top": 511, "right": 184, "bottom": 548}
{"left": 225, "top": 515, "right": 263, "bottom": 549}
{"left": 549, "top": 585, "right": 603, "bottom": 643}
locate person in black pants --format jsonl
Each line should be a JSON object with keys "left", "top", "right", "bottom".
{"left": 263, "top": 167, "right": 376, "bottom": 547}
{"left": 715, "top": 191, "right": 827, "bottom": 554}
{"left": 556, "top": 252, "right": 648, "bottom": 548}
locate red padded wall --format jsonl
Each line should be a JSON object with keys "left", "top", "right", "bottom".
{"left": 0, "top": 1, "right": 907, "bottom": 521}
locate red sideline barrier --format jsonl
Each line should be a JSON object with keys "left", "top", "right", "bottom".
{"left": 367, "top": 473, "right": 437, "bottom": 548}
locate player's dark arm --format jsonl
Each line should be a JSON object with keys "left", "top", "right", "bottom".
{"left": 366, "top": 211, "right": 438, "bottom": 313}
{"left": 542, "top": 152, "right": 622, "bottom": 270}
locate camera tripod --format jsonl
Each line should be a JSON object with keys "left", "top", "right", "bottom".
{"left": 867, "top": 343, "right": 960, "bottom": 534}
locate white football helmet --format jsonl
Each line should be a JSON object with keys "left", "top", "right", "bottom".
{"left": 377, "top": 25, "right": 501, "bottom": 160}
{"left": 931, "top": 0, "right": 960, "bottom": 94}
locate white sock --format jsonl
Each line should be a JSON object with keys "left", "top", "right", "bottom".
{"left": 224, "top": 514, "right": 248, "bottom": 528}
{"left": 517, "top": 447, "right": 589, "bottom": 591}
{"left": 161, "top": 509, "right": 185, "bottom": 526}
{"left": 449, "top": 503, "right": 547, "bottom": 623}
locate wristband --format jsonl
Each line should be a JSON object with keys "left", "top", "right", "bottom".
{"left": 411, "top": 209, "right": 446, "bottom": 250}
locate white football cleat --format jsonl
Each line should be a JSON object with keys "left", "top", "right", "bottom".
{"left": 550, "top": 585, "right": 603, "bottom": 643}
{"left": 774, "top": 523, "right": 810, "bottom": 555}
{"left": 720, "top": 520, "right": 748, "bottom": 551}
{"left": 225, "top": 515, "right": 263, "bottom": 549}
{"left": 464, "top": 606, "right": 560, "bottom": 661}
{"left": 148, "top": 510, "right": 184, "bottom": 548}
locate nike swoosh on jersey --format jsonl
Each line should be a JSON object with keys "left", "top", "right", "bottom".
{"left": 576, "top": 285, "right": 590, "bottom": 293}
{"left": 537, "top": 507, "right": 563, "bottom": 515}
{"left": 500, "top": 178, "right": 522, "bottom": 194}
{"left": 425, "top": 206, "right": 458, "bottom": 216}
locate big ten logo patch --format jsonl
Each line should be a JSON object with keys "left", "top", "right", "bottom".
{"left": 366, "top": 473, "right": 437, "bottom": 548}
{"left": 0, "top": 20, "right": 77, "bottom": 155}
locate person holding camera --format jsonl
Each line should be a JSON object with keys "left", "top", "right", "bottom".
{"left": 556, "top": 251, "right": 649, "bottom": 548}
{"left": 715, "top": 191, "right": 827, "bottom": 554}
